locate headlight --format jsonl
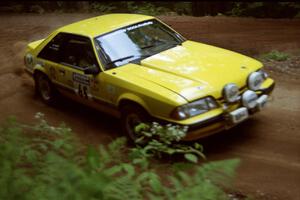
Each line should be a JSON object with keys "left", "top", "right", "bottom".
{"left": 24, "top": 53, "right": 34, "bottom": 68}
{"left": 242, "top": 90, "right": 258, "bottom": 109}
{"left": 257, "top": 69, "right": 269, "bottom": 79}
{"left": 223, "top": 83, "right": 240, "bottom": 103}
{"left": 248, "top": 70, "right": 266, "bottom": 91}
{"left": 171, "top": 97, "right": 218, "bottom": 120}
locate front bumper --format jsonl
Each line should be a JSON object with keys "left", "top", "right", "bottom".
{"left": 184, "top": 114, "right": 225, "bottom": 140}
{"left": 182, "top": 81, "right": 275, "bottom": 141}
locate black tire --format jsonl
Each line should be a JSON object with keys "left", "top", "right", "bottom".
{"left": 120, "top": 104, "right": 150, "bottom": 143}
{"left": 34, "top": 73, "right": 57, "bottom": 105}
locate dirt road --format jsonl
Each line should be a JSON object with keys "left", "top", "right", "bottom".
{"left": 0, "top": 14, "right": 299, "bottom": 199}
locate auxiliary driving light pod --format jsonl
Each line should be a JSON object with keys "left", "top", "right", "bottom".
{"left": 248, "top": 71, "right": 264, "bottom": 91}
{"left": 223, "top": 83, "right": 240, "bottom": 103}
{"left": 256, "top": 94, "right": 269, "bottom": 110}
{"left": 242, "top": 90, "right": 258, "bottom": 109}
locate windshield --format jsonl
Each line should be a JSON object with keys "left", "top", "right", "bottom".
{"left": 95, "top": 19, "right": 185, "bottom": 69}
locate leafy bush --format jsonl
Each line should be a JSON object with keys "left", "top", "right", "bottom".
{"left": 260, "top": 50, "right": 290, "bottom": 61}
{"left": 295, "top": 11, "right": 300, "bottom": 18}
{"left": 173, "top": 2, "right": 192, "bottom": 16}
{"left": 90, "top": 2, "right": 116, "bottom": 14}
{"left": 126, "top": 2, "right": 170, "bottom": 16}
{"left": 0, "top": 113, "right": 240, "bottom": 200}
{"left": 227, "top": 2, "right": 300, "bottom": 18}
{"left": 227, "top": 2, "right": 245, "bottom": 17}
{"left": 132, "top": 122, "right": 205, "bottom": 165}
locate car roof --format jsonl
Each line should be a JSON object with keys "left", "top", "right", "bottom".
{"left": 57, "top": 13, "right": 154, "bottom": 38}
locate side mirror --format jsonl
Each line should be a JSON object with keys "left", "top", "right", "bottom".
{"left": 83, "top": 65, "right": 100, "bottom": 75}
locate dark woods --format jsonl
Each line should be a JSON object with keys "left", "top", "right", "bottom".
{"left": 0, "top": 1, "right": 300, "bottom": 18}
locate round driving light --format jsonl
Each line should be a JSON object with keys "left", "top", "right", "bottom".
{"left": 248, "top": 72, "right": 264, "bottom": 91}
{"left": 223, "top": 83, "right": 240, "bottom": 103}
{"left": 242, "top": 90, "right": 258, "bottom": 109}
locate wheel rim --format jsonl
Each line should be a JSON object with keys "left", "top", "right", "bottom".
{"left": 125, "top": 113, "right": 142, "bottom": 141}
{"left": 38, "top": 77, "right": 51, "bottom": 101}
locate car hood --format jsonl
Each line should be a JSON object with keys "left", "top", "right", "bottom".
{"left": 119, "top": 40, "right": 263, "bottom": 102}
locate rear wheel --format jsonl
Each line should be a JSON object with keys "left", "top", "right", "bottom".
{"left": 35, "top": 73, "right": 57, "bottom": 105}
{"left": 120, "top": 104, "right": 150, "bottom": 143}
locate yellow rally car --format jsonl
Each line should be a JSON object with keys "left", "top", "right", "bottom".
{"left": 24, "top": 14, "right": 275, "bottom": 141}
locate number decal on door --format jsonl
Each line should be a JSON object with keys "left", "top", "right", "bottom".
{"left": 72, "top": 72, "right": 92, "bottom": 100}
{"left": 74, "top": 82, "right": 92, "bottom": 100}
{"left": 78, "top": 84, "right": 88, "bottom": 99}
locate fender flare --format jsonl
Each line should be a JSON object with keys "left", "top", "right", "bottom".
{"left": 33, "top": 64, "right": 47, "bottom": 79}
{"left": 117, "top": 93, "right": 151, "bottom": 115}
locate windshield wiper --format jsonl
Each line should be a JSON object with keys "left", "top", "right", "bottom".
{"left": 139, "top": 54, "right": 153, "bottom": 58}
{"left": 129, "top": 54, "right": 154, "bottom": 64}
{"left": 106, "top": 55, "right": 135, "bottom": 65}
{"left": 166, "top": 41, "right": 181, "bottom": 48}
{"left": 106, "top": 54, "right": 154, "bottom": 68}
{"left": 141, "top": 44, "right": 155, "bottom": 49}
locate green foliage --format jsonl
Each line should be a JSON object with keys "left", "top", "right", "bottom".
{"left": 226, "top": 2, "right": 300, "bottom": 18}
{"left": 126, "top": 2, "right": 170, "bottom": 16}
{"left": 227, "top": 2, "right": 245, "bottom": 17}
{"left": 90, "top": 2, "right": 116, "bottom": 14}
{"left": 132, "top": 122, "right": 205, "bottom": 165}
{"left": 170, "top": 159, "right": 240, "bottom": 200}
{"left": 260, "top": 50, "right": 290, "bottom": 61}
{"left": 0, "top": 113, "right": 240, "bottom": 200}
{"left": 2, "top": 2, "right": 300, "bottom": 18}
{"left": 296, "top": 11, "right": 300, "bottom": 18}
{"left": 88, "top": 1, "right": 172, "bottom": 16}
{"left": 173, "top": 2, "right": 192, "bottom": 16}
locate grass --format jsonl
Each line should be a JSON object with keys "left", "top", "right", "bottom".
{"left": 260, "top": 50, "right": 290, "bottom": 61}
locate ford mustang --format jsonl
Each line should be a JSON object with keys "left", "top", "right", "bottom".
{"left": 24, "top": 14, "right": 275, "bottom": 141}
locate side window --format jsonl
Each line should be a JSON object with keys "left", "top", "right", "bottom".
{"left": 38, "top": 32, "right": 66, "bottom": 62}
{"left": 59, "top": 35, "right": 99, "bottom": 69}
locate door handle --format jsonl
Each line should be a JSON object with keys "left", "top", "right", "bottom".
{"left": 59, "top": 69, "right": 65, "bottom": 75}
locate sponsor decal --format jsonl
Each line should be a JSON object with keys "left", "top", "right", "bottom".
{"left": 126, "top": 21, "right": 153, "bottom": 31}
{"left": 72, "top": 73, "right": 90, "bottom": 86}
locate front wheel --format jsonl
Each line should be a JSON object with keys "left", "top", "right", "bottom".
{"left": 35, "top": 73, "right": 57, "bottom": 105}
{"left": 120, "top": 104, "right": 150, "bottom": 143}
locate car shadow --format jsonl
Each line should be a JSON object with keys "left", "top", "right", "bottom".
{"left": 34, "top": 92, "right": 123, "bottom": 141}
{"left": 29, "top": 88, "right": 259, "bottom": 154}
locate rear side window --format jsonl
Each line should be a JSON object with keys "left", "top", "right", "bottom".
{"left": 59, "top": 35, "right": 99, "bottom": 69}
{"left": 38, "top": 33, "right": 66, "bottom": 62}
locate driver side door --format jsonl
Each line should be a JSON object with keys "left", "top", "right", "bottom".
{"left": 54, "top": 33, "right": 102, "bottom": 104}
